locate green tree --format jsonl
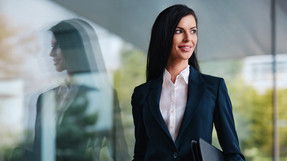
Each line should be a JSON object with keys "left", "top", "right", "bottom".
{"left": 56, "top": 90, "right": 99, "bottom": 161}
{"left": 202, "top": 59, "right": 287, "bottom": 161}
{"left": 113, "top": 45, "right": 146, "bottom": 158}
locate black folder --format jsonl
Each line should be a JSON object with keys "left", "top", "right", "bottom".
{"left": 191, "top": 138, "right": 224, "bottom": 161}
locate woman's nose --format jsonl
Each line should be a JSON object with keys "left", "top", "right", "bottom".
{"left": 49, "top": 48, "right": 55, "bottom": 57}
{"left": 183, "top": 33, "right": 191, "bottom": 42}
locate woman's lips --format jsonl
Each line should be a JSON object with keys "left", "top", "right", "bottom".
{"left": 53, "top": 58, "right": 61, "bottom": 65}
{"left": 179, "top": 45, "right": 192, "bottom": 52}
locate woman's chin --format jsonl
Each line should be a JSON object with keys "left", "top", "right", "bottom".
{"left": 55, "top": 66, "right": 66, "bottom": 72}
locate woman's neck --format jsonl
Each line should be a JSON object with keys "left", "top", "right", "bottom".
{"left": 166, "top": 62, "right": 188, "bottom": 83}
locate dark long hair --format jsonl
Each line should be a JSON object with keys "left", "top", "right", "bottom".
{"left": 49, "top": 19, "right": 106, "bottom": 74}
{"left": 146, "top": 4, "right": 200, "bottom": 82}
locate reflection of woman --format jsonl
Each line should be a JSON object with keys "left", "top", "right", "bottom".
{"left": 131, "top": 5, "right": 245, "bottom": 161}
{"left": 33, "top": 19, "right": 129, "bottom": 161}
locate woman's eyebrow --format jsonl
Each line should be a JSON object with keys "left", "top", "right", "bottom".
{"left": 176, "top": 26, "right": 197, "bottom": 29}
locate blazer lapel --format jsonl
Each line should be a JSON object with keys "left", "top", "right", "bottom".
{"left": 176, "top": 66, "right": 206, "bottom": 143}
{"left": 147, "top": 76, "right": 173, "bottom": 140}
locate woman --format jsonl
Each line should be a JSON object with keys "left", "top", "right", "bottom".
{"left": 131, "top": 4, "right": 245, "bottom": 161}
{"left": 32, "top": 19, "right": 129, "bottom": 161}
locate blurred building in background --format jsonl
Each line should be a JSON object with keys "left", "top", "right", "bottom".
{"left": 243, "top": 54, "right": 287, "bottom": 93}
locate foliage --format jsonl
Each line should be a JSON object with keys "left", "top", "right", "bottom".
{"left": 0, "top": 13, "right": 37, "bottom": 79}
{"left": 201, "top": 59, "right": 287, "bottom": 161}
{"left": 55, "top": 91, "right": 99, "bottom": 161}
{"left": 113, "top": 44, "right": 146, "bottom": 158}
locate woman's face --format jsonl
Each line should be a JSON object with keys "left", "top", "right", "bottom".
{"left": 50, "top": 35, "right": 67, "bottom": 72}
{"left": 169, "top": 14, "right": 197, "bottom": 66}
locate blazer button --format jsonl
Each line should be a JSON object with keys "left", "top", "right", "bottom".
{"left": 173, "top": 152, "right": 178, "bottom": 159}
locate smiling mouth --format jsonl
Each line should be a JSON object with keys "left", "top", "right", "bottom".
{"left": 179, "top": 45, "right": 192, "bottom": 48}
{"left": 52, "top": 58, "right": 60, "bottom": 65}
{"left": 179, "top": 45, "right": 192, "bottom": 52}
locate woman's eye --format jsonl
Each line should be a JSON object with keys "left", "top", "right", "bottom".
{"left": 175, "top": 29, "right": 182, "bottom": 34}
{"left": 52, "top": 44, "right": 61, "bottom": 51}
{"left": 191, "top": 29, "right": 197, "bottom": 34}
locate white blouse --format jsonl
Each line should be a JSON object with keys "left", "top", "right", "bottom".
{"left": 159, "top": 65, "right": 189, "bottom": 141}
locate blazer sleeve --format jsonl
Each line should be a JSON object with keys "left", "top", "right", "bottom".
{"left": 213, "top": 78, "right": 246, "bottom": 161}
{"left": 131, "top": 87, "right": 147, "bottom": 161}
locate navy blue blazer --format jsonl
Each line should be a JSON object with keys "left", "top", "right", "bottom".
{"left": 131, "top": 66, "right": 245, "bottom": 161}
